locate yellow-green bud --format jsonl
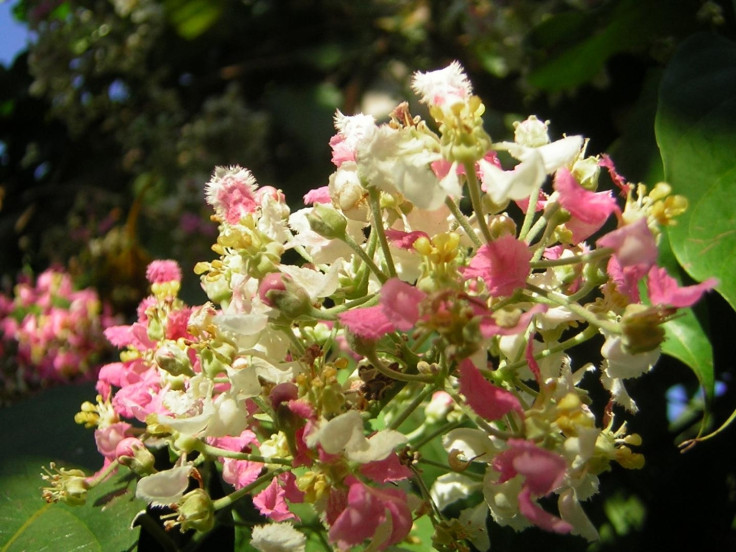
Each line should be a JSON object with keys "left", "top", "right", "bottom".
{"left": 307, "top": 203, "right": 348, "bottom": 239}
{"left": 155, "top": 342, "right": 194, "bottom": 376}
{"left": 176, "top": 489, "right": 215, "bottom": 533}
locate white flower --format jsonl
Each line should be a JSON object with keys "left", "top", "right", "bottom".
{"left": 411, "top": 61, "right": 472, "bottom": 107}
{"left": 250, "top": 522, "right": 306, "bottom": 552}
{"left": 442, "top": 427, "right": 500, "bottom": 462}
{"left": 358, "top": 126, "right": 448, "bottom": 210}
{"left": 601, "top": 334, "right": 660, "bottom": 379}
{"left": 288, "top": 208, "right": 363, "bottom": 264}
{"left": 328, "top": 161, "right": 368, "bottom": 220}
{"left": 558, "top": 488, "right": 599, "bottom": 541}
{"left": 499, "top": 134, "right": 584, "bottom": 174}
{"left": 513, "top": 115, "right": 551, "bottom": 147}
{"left": 135, "top": 466, "right": 192, "bottom": 506}
{"left": 334, "top": 110, "right": 377, "bottom": 152}
{"left": 430, "top": 473, "right": 482, "bottom": 509}
{"left": 477, "top": 150, "right": 546, "bottom": 204}
{"left": 305, "top": 410, "right": 407, "bottom": 463}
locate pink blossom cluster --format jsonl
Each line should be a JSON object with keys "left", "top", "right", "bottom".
{"left": 47, "top": 63, "right": 717, "bottom": 552}
{"left": 0, "top": 268, "right": 117, "bottom": 400}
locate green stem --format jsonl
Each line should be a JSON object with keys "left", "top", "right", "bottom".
{"left": 212, "top": 468, "right": 286, "bottom": 511}
{"left": 502, "top": 324, "right": 600, "bottom": 373}
{"left": 530, "top": 247, "right": 613, "bottom": 269}
{"left": 410, "top": 419, "right": 462, "bottom": 450}
{"left": 88, "top": 459, "right": 120, "bottom": 486}
{"left": 525, "top": 283, "right": 621, "bottom": 334}
{"left": 518, "top": 186, "right": 541, "bottom": 242}
{"left": 368, "top": 187, "right": 397, "bottom": 278}
{"left": 365, "top": 349, "right": 435, "bottom": 383}
{"left": 445, "top": 196, "right": 481, "bottom": 248}
{"left": 322, "top": 293, "right": 379, "bottom": 316}
{"left": 389, "top": 385, "right": 436, "bottom": 430}
{"left": 195, "top": 442, "right": 293, "bottom": 465}
{"left": 416, "top": 458, "right": 485, "bottom": 481}
{"left": 343, "top": 233, "right": 388, "bottom": 284}
{"left": 464, "top": 162, "right": 494, "bottom": 245}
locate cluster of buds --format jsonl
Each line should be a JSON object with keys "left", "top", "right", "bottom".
{"left": 48, "top": 63, "right": 716, "bottom": 551}
{"left": 0, "top": 268, "right": 118, "bottom": 402}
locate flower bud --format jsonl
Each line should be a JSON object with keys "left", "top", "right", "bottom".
{"left": 306, "top": 203, "right": 348, "bottom": 239}
{"left": 116, "top": 437, "right": 156, "bottom": 476}
{"left": 155, "top": 342, "right": 194, "bottom": 376}
{"left": 513, "top": 115, "right": 550, "bottom": 147}
{"left": 259, "top": 273, "right": 314, "bottom": 320}
{"left": 621, "top": 304, "right": 667, "bottom": 354}
{"left": 175, "top": 489, "right": 215, "bottom": 533}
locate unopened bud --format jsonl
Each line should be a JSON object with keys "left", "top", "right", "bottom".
{"left": 175, "top": 489, "right": 215, "bottom": 533}
{"left": 621, "top": 304, "right": 667, "bottom": 354}
{"left": 155, "top": 342, "right": 194, "bottom": 376}
{"left": 116, "top": 437, "right": 156, "bottom": 475}
{"left": 306, "top": 203, "right": 347, "bottom": 239}
{"left": 259, "top": 273, "right": 313, "bottom": 319}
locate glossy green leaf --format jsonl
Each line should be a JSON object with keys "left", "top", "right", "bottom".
{"left": 0, "top": 457, "right": 143, "bottom": 552}
{"left": 656, "top": 234, "right": 714, "bottom": 401}
{"left": 656, "top": 33, "right": 736, "bottom": 313}
{"left": 0, "top": 384, "right": 143, "bottom": 551}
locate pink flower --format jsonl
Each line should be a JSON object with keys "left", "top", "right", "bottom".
{"left": 493, "top": 439, "right": 572, "bottom": 534}
{"left": 380, "top": 278, "right": 426, "bottom": 331}
{"left": 94, "top": 422, "right": 133, "bottom": 460}
{"left": 554, "top": 168, "right": 619, "bottom": 243}
{"left": 597, "top": 218, "right": 657, "bottom": 269}
{"left": 205, "top": 165, "right": 259, "bottom": 224}
{"left": 209, "top": 430, "right": 264, "bottom": 489}
{"left": 329, "top": 134, "right": 355, "bottom": 167}
{"left": 303, "top": 186, "right": 332, "bottom": 205}
{"left": 458, "top": 359, "right": 523, "bottom": 421}
{"left": 253, "top": 476, "right": 298, "bottom": 522}
{"left": 647, "top": 266, "right": 717, "bottom": 308}
{"left": 605, "top": 255, "right": 646, "bottom": 303}
{"left": 339, "top": 306, "right": 396, "bottom": 340}
{"left": 145, "top": 260, "right": 182, "bottom": 284}
{"left": 599, "top": 154, "right": 630, "bottom": 195}
{"left": 462, "top": 235, "right": 531, "bottom": 297}
{"left": 329, "top": 477, "right": 412, "bottom": 550}
{"left": 360, "top": 453, "right": 413, "bottom": 484}
{"left": 384, "top": 228, "right": 429, "bottom": 250}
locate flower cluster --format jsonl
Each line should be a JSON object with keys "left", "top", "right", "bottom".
{"left": 0, "top": 268, "right": 117, "bottom": 402}
{"left": 50, "top": 63, "right": 716, "bottom": 551}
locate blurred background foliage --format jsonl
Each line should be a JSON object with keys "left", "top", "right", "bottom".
{"left": 1, "top": 0, "right": 736, "bottom": 550}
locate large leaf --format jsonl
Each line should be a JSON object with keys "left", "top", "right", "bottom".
{"left": 0, "top": 457, "right": 143, "bottom": 552}
{"left": 656, "top": 33, "right": 736, "bottom": 313}
{"left": 527, "top": 0, "right": 665, "bottom": 92}
{"left": 656, "top": 233, "right": 714, "bottom": 401}
{"left": 0, "top": 384, "right": 144, "bottom": 551}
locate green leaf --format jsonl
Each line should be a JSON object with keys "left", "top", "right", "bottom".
{"left": 0, "top": 457, "right": 143, "bottom": 552}
{"left": 656, "top": 32, "right": 736, "bottom": 312}
{"left": 0, "top": 384, "right": 144, "bottom": 551}
{"left": 656, "top": 234, "right": 714, "bottom": 401}
{"left": 527, "top": 0, "right": 653, "bottom": 92}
